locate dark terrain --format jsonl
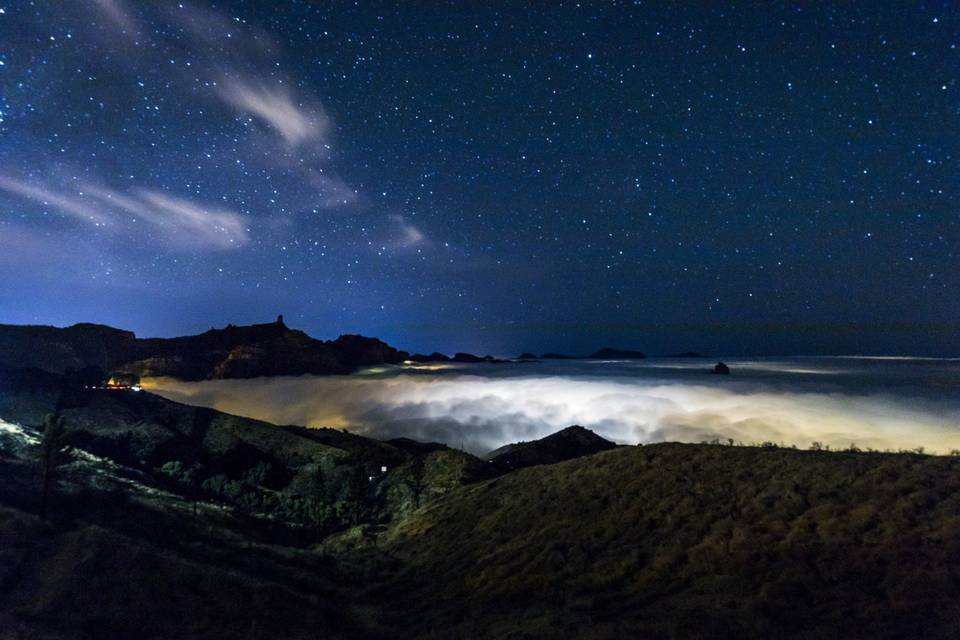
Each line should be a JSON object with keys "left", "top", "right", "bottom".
{"left": 2, "top": 329, "right": 960, "bottom": 639}
{"left": 0, "top": 319, "right": 663, "bottom": 382}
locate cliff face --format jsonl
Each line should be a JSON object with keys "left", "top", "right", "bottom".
{"left": 0, "top": 319, "right": 409, "bottom": 380}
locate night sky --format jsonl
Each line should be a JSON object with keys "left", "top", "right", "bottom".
{"left": 1, "top": 1, "right": 957, "bottom": 356}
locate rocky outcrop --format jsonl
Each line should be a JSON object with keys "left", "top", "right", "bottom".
{"left": 485, "top": 425, "right": 618, "bottom": 471}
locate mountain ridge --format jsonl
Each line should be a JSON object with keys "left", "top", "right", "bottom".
{"left": 0, "top": 317, "right": 410, "bottom": 381}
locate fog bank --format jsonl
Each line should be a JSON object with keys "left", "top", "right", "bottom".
{"left": 144, "top": 358, "right": 960, "bottom": 455}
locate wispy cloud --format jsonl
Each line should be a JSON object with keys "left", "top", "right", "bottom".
{"left": 219, "top": 79, "right": 329, "bottom": 149}
{"left": 87, "top": 187, "right": 249, "bottom": 248}
{"left": 0, "top": 175, "right": 109, "bottom": 225}
{"left": 83, "top": 0, "right": 355, "bottom": 211}
{"left": 0, "top": 175, "right": 248, "bottom": 249}
{"left": 389, "top": 214, "right": 427, "bottom": 249}
{"left": 170, "top": 2, "right": 357, "bottom": 209}
{"left": 10, "top": 0, "right": 429, "bottom": 260}
{"left": 92, "top": 0, "right": 139, "bottom": 35}
{"left": 305, "top": 169, "right": 359, "bottom": 208}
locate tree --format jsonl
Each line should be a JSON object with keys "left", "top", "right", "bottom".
{"left": 305, "top": 465, "right": 333, "bottom": 540}
{"left": 161, "top": 460, "right": 205, "bottom": 516}
{"left": 37, "top": 413, "right": 71, "bottom": 519}
{"left": 407, "top": 455, "right": 427, "bottom": 509}
{"left": 333, "top": 461, "right": 369, "bottom": 526}
{"left": 183, "top": 463, "right": 204, "bottom": 517}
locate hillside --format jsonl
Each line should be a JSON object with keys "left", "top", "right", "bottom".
{"left": 0, "top": 317, "right": 409, "bottom": 380}
{"left": 377, "top": 443, "right": 960, "bottom": 639}
{"left": 0, "top": 419, "right": 384, "bottom": 639}
{"left": 0, "top": 366, "right": 486, "bottom": 537}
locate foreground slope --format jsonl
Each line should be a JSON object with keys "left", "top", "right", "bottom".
{"left": 379, "top": 443, "right": 960, "bottom": 639}
{"left": 0, "top": 504, "right": 370, "bottom": 640}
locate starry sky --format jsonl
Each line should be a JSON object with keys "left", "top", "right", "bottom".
{"left": 0, "top": 1, "right": 957, "bottom": 356}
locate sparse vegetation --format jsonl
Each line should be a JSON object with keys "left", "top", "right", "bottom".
{"left": 373, "top": 443, "right": 960, "bottom": 639}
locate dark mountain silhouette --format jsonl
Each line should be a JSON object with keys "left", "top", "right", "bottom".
{"left": 588, "top": 347, "right": 646, "bottom": 359}
{"left": 535, "top": 348, "right": 647, "bottom": 360}
{"left": 408, "top": 352, "right": 452, "bottom": 363}
{"left": 0, "top": 322, "right": 138, "bottom": 374}
{"left": 485, "top": 425, "right": 618, "bottom": 471}
{"left": 0, "top": 317, "right": 409, "bottom": 380}
{"left": 0, "top": 319, "right": 677, "bottom": 379}
{"left": 451, "top": 353, "right": 506, "bottom": 363}
{"left": 451, "top": 352, "right": 484, "bottom": 363}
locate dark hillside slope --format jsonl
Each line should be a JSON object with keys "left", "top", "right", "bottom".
{"left": 0, "top": 371, "right": 485, "bottom": 535}
{"left": 0, "top": 505, "right": 371, "bottom": 640}
{"left": 380, "top": 443, "right": 960, "bottom": 639}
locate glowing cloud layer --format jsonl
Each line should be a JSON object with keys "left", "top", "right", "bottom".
{"left": 145, "top": 359, "right": 960, "bottom": 455}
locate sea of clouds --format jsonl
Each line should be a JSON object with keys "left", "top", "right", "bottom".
{"left": 145, "top": 357, "right": 960, "bottom": 455}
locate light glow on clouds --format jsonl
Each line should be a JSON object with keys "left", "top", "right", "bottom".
{"left": 144, "top": 359, "right": 960, "bottom": 455}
